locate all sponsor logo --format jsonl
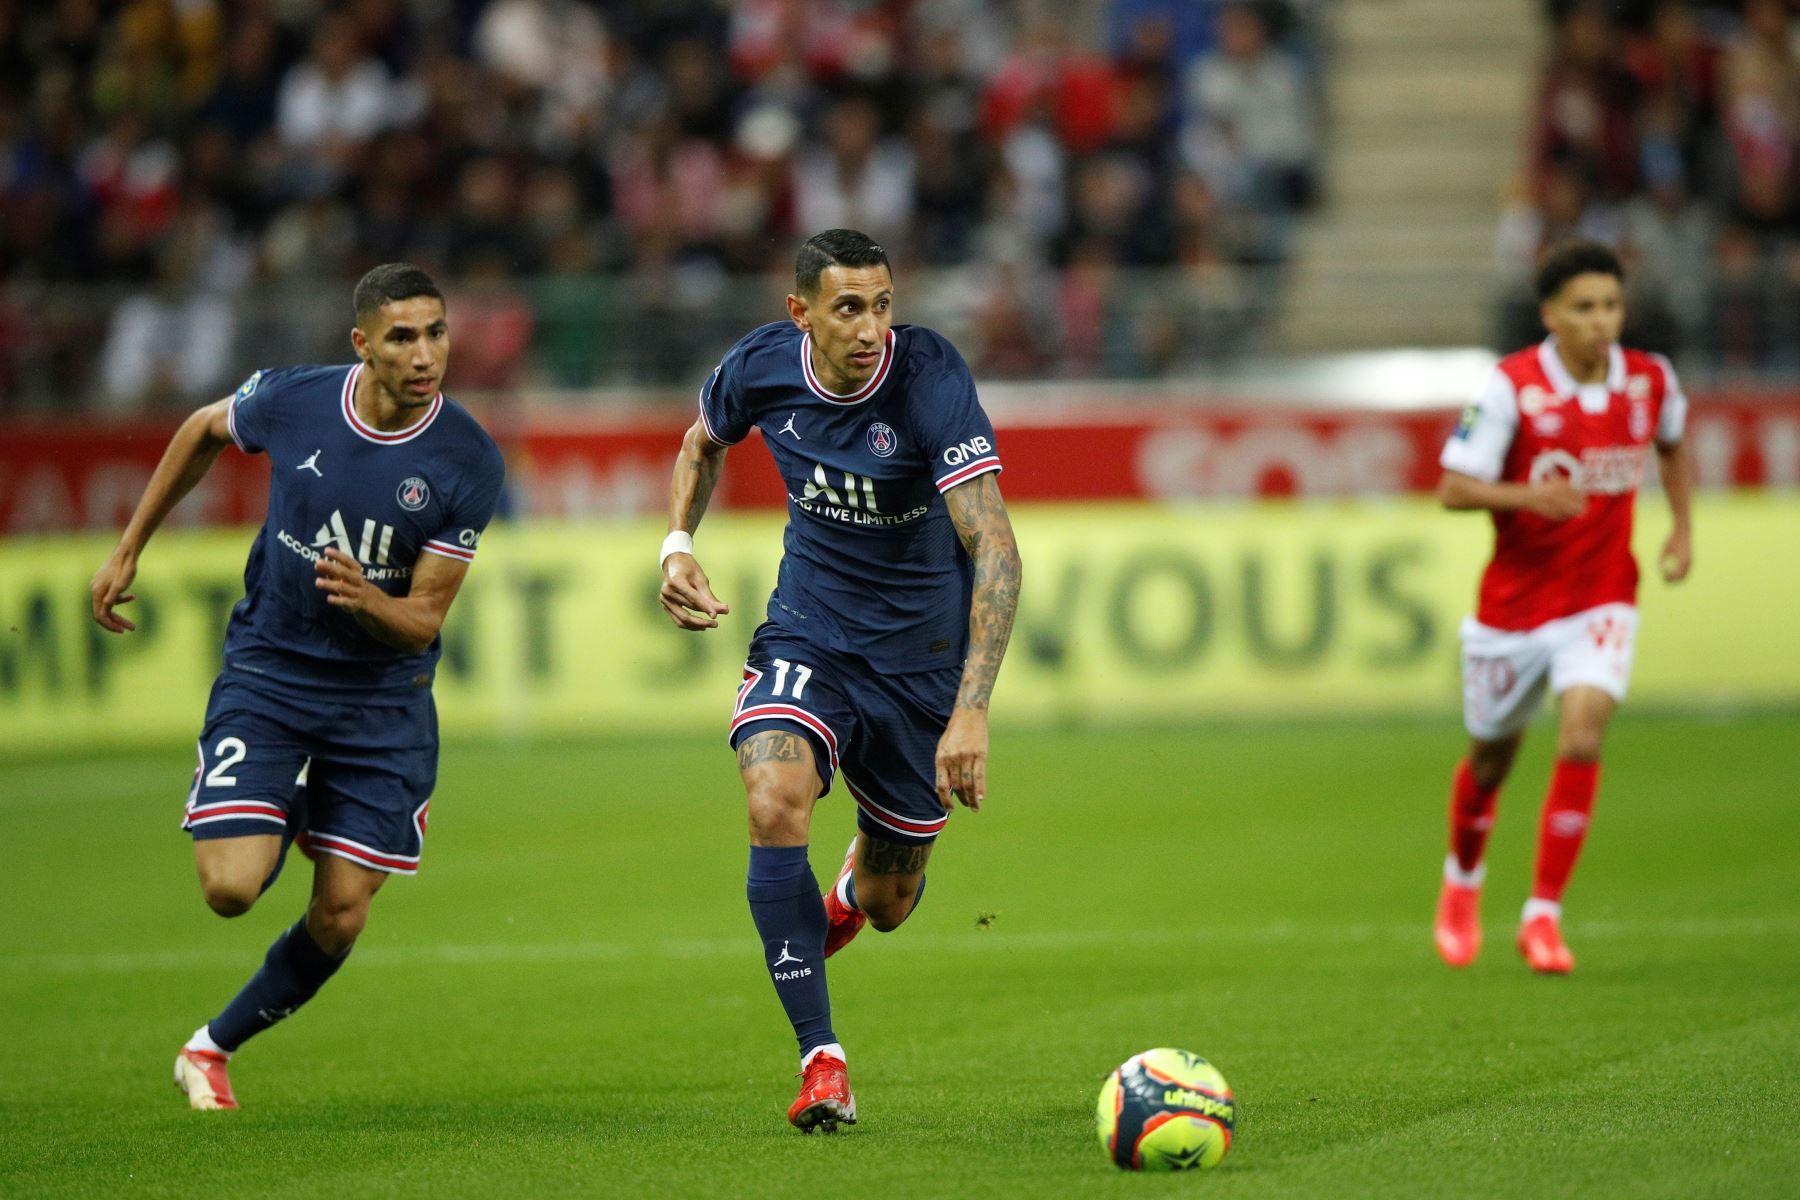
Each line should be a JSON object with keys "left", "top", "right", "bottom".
{"left": 397, "top": 477, "right": 430, "bottom": 511}
{"left": 867, "top": 421, "right": 898, "bottom": 457}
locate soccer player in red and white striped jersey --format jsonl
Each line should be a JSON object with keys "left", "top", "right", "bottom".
{"left": 1432, "top": 241, "right": 1694, "bottom": 974}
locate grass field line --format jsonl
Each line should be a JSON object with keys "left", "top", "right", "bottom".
{"left": 6, "top": 914, "right": 1795, "bottom": 977}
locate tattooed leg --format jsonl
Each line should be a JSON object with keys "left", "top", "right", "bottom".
{"left": 737, "top": 730, "right": 810, "bottom": 770}
{"left": 852, "top": 832, "right": 933, "bottom": 932}
{"left": 739, "top": 731, "right": 822, "bottom": 848}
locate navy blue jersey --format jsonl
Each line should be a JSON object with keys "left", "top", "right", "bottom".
{"left": 699, "top": 323, "right": 1002, "bottom": 673}
{"left": 220, "top": 363, "right": 504, "bottom": 694}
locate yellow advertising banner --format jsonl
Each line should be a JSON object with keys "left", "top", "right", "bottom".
{"left": 1, "top": 496, "right": 1793, "bottom": 753}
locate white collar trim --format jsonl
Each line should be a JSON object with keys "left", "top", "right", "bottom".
{"left": 1538, "top": 337, "right": 1625, "bottom": 396}
{"left": 340, "top": 363, "right": 443, "bottom": 444}
{"left": 800, "top": 328, "right": 895, "bottom": 405}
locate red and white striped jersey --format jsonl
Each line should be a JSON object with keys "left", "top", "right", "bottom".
{"left": 1440, "top": 338, "right": 1686, "bottom": 631}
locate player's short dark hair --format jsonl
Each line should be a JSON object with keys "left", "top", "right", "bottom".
{"left": 794, "top": 229, "right": 891, "bottom": 296}
{"left": 353, "top": 263, "right": 444, "bottom": 321}
{"left": 1535, "top": 240, "right": 1624, "bottom": 302}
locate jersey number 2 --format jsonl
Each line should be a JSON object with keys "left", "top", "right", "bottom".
{"left": 206, "top": 737, "right": 248, "bottom": 787}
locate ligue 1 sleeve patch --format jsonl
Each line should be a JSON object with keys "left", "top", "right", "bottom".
{"left": 1453, "top": 402, "right": 1479, "bottom": 440}
{"left": 236, "top": 370, "right": 264, "bottom": 400}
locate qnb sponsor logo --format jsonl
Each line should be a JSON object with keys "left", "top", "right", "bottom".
{"left": 1528, "top": 448, "right": 1644, "bottom": 495}
{"left": 942, "top": 436, "right": 993, "bottom": 467}
{"left": 458, "top": 528, "right": 481, "bottom": 548}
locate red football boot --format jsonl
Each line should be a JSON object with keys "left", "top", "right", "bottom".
{"left": 1433, "top": 881, "right": 1482, "bottom": 968}
{"left": 788, "top": 1051, "right": 856, "bottom": 1133}
{"left": 1517, "top": 913, "right": 1575, "bottom": 974}
{"left": 173, "top": 1047, "right": 238, "bottom": 1111}
{"left": 822, "top": 839, "right": 865, "bottom": 959}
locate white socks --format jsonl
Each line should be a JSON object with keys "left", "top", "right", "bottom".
{"left": 1521, "top": 898, "right": 1562, "bottom": 924}
{"left": 1443, "top": 860, "right": 1564, "bottom": 925}
{"left": 1443, "top": 854, "right": 1486, "bottom": 888}
{"left": 802, "top": 1042, "right": 846, "bottom": 1069}
{"left": 184, "top": 1024, "right": 229, "bottom": 1059}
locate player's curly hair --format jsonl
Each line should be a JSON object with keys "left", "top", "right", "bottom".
{"left": 353, "top": 263, "right": 444, "bottom": 320}
{"left": 795, "top": 229, "right": 891, "bottom": 296}
{"left": 1535, "top": 241, "right": 1623, "bottom": 302}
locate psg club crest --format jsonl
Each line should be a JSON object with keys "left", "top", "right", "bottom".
{"left": 397, "top": 477, "right": 430, "bottom": 511}
{"left": 866, "top": 421, "right": 898, "bottom": 458}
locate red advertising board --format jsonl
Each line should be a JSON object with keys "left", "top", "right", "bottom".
{"left": 3, "top": 392, "right": 1795, "bottom": 533}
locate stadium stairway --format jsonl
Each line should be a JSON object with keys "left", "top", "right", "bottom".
{"left": 1279, "top": 0, "right": 1541, "bottom": 351}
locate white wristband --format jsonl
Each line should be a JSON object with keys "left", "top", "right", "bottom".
{"left": 660, "top": 530, "right": 695, "bottom": 566}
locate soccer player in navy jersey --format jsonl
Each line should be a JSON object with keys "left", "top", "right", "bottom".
{"left": 658, "top": 229, "right": 1023, "bottom": 1132}
{"left": 89, "top": 264, "right": 504, "bottom": 1110}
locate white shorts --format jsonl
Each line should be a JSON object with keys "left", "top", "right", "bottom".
{"left": 1459, "top": 602, "right": 1638, "bottom": 741}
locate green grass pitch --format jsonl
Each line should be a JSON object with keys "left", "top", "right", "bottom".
{"left": 2, "top": 713, "right": 1797, "bottom": 1197}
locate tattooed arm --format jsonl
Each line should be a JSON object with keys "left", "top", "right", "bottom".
{"left": 659, "top": 417, "right": 733, "bottom": 630}
{"left": 933, "top": 472, "right": 1022, "bottom": 812}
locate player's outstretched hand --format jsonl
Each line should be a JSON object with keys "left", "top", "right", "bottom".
{"left": 1526, "top": 477, "right": 1585, "bottom": 521}
{"left": 934, "top": 707, "right": 988, "bottom": 813}
{"left": 660, "top": 552, "right": 730, "bottom": 631}
{"left": 90, "top": 546, "right": 140, "bottom": 633}
{"left": 314, "top": 546, "right": 376, "bottom": 611}
{"left": 1659, "top": 526, "right": 1692, "bottom": 583}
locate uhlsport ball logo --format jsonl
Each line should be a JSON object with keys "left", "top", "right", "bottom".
{"left": 866, "top": 421, "right": 898, "bottom": 457}
{"left": 397, "top": 477, "right": 430, "bottom": 511}
{"left": 1095, "top": 1048, "right": 1235, "bottom": 1172}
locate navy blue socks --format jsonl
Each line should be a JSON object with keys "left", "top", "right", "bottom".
{"left": 207, "top": 917, "right": 348, "bottom": 1052}
{"left": 746, "top": 844, "right": 835, "bottom": 1058}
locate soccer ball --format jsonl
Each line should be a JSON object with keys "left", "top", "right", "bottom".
{"left": 1095, "top": 1048, "right": 1235, "bottom": 1172}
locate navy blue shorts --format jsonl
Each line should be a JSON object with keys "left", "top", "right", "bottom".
{"left": 182, "top": 671, "right": 438, "bottom": 875}
{"left": 728, "top": 626, "right": 960, "bottom": 846}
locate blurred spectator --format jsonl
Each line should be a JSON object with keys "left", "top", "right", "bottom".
{"left": 0, "top": 0, "right": 1323, "bottom": 406}
{"left": 275, "top": 12, "right": 402, "bottom": 196}
{"left": 1624, "top": 0, "right": 1719, "bottom": 177}
{"left": 99, "top": 207, "right": 243, "bottom": 411}
{"left": 1108, "top": 0, "right": 1218, "bottom": 79}
{"left": 447, "top": 255, "right": 534, "bottom": 390}
{"left": 792, "top": 95, "right": 915, "bottom": 250}
{"left": 1183, "top": 2, "right": 1318, "bottom": 224}
{"left": 1528, "top": 1, "right": 1640, "bottom": 203}
{"left": 1504, "top": 0, "right": 1800, "bottom": 370}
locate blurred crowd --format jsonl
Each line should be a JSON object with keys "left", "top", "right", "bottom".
{"left": 1500, "top": 0, "right": 1800, "bottom": 371}
{"left": 0, "top": 0, "right": 1325, "bottom": 409}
